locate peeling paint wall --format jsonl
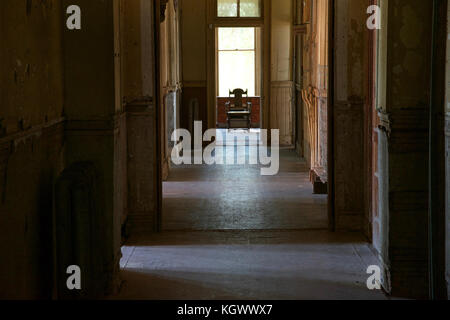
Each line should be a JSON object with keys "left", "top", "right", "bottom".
{"left": 0, "top": 0, "right": 64, "bottom": 134}
{"left": 0, "top": 0, "right": 65, "bottom": 298}
{"left": 0, "top": 0, "right": 158, "bottom": 298}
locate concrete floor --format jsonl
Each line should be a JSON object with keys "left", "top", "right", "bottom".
{"left": 116, "top": 132, "right": 387, "bottom": 299}
{"left": 116, "top": 231, "right": 387, "bottom": 300}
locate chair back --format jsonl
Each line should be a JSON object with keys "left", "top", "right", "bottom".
{"left": 229, "top": 89, "right": 248, "bottom": 109}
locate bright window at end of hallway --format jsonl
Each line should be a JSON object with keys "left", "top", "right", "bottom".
{"left": 218, "top": 27, "right": 256, "bottom": 97}
{"left": 217, "top": 0, "right": 261, "bottom": 18}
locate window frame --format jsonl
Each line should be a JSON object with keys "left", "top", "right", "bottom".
{"left": 215, "top": 0, "right": 264, "bottom": 21}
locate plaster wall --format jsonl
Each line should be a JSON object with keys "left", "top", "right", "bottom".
{"left": 332, "top": 0, "right": 367, "bottom": 231}
{"left": 120, "top": 0, "right": 158, "bottom": 234}
{"left": 62, "top": 0, "right": 124, "bottom": 296}
{"left": 0, "top": 0, "right": 64, "bottom": 134}
{"left": 271, "top": 0, "right": 292, "bottom": 82}
{"left": 0, "top": 0, "right": 65, "bottom": 298}
{"left": 121, "top": 0, "right": 155, "bottom": 100}
{"left": 180, "top": 0, "right": 208, "bottom": 130}
{"left": 181, "top": 0, "right": 207, "bottom": 82}
{"left": 270, "top": 0, "right": 294, "bottom": 145}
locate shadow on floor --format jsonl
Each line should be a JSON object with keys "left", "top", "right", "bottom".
{"left": 114, "top": 231, "right": 388, "bottom": 300}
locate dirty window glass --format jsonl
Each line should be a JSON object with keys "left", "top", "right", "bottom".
{"left": 240, "top": 0, "right": 261, "bottom": 17}
{"left": 218, "top": 0, "right": 238, "bottom": 17}
{"left": 218, "top": 0, "right": 261, "bottom": 18}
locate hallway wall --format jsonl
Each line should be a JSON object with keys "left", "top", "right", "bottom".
{"left": 332, "top": 0, "right": 367, "bottom": 232}
{"left": 384, "top": 0, "right": 433, "bottom": 299}
{"left": 364, "top": 0, "right": 439, "bottom": 299}
{"left": 446, "top": 0, "right": 450, "bottom": 298}
{"left": 331, "top": 0, "right": 441, "bottom": 299}
{"left": 270, "top": 0, "right": 294, "bottom": 146}
{"left": 160, "top": 0, "right": 182, "bottom": 180}
{"left": 0, "top": 0, "right": 159, "bottom": 298}
{"left": 180, "top": 0, "right": 208, "bottom": 131}
{"left": 62, "top": 0, "right": 125, "bottom": 296}
{"left": 371, "top": 0, "right": 390, "bottom": 294}
{"left": 0, "top": 0, "right": 65, "bottom": 299}
{"left": 120, "top": 0, "right": 159, "bottom": 234}
{"left": 1, "top": 0, "right": 447, "bottom": 300}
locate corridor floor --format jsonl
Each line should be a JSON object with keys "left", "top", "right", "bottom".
{"left": 163, "top": 130, "right": 328, "bottom": 230}
{"left": 116, "top": 131, "right": 387, "bottom": 299}
{"left": 116, "top": 231, "right": 387, "bottom": 300}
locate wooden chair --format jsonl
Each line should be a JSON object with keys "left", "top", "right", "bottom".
{"left": 225, "top": 89, "right": 252, "bottom": 129}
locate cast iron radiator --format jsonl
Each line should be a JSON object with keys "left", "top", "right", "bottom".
{"left": 54, "top": 162, "right": 105, "bottom": 299}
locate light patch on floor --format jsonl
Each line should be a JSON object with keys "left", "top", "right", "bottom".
{"left": 115, "top": 231, "right": 388, "bottom": 300}
{"left": 163, "top": 148, "right": 327, "bottom": 230}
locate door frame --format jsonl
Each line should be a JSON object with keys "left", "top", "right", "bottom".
{"left": 214, "top": 26, "right": 264, "bottom": 128}
{"left": 206, "top": 0, "right": 268, "bottom": 130}
{"left": 292, "top": 22, "right": 307, "bottom": 158}
{"left": 155, "top": 0, "right": 336, "bottom": 232}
